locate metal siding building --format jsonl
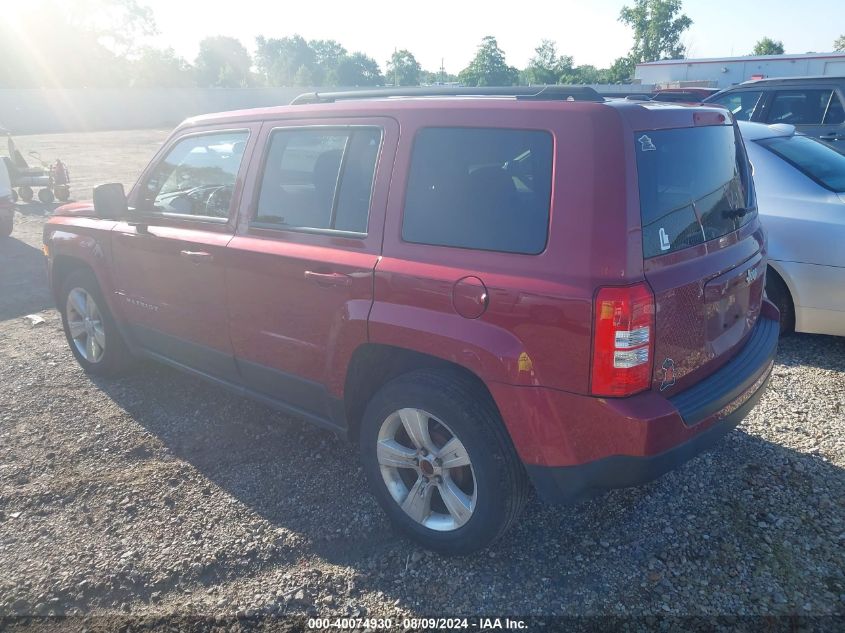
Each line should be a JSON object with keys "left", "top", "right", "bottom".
{"left": 635, "top": 53, "right": 845, "bottom": 90}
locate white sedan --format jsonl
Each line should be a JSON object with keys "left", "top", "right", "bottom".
{"left": 740, "top": 121, "right": 845, "bottom": 336}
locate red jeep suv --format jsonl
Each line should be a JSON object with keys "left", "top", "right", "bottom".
{"left": 43, "top": 86, "right": 779, "bottom": 554}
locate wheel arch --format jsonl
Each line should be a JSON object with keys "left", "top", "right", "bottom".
{"left": 342, "top": 343, "right": 500, "bottom": 443}
{"left": 51, "top": 255, "right": 96, "bottom": 306}
{"left": 767, "top": 262, "right": 798, "bottom": 331}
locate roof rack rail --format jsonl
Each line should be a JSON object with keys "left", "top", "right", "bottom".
{"left": 290, "top": 85, "right": 604, "bottom": 105}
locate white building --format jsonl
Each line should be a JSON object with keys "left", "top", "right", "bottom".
{"left": 635, "top": 52, "right": 845, "bottom": 90}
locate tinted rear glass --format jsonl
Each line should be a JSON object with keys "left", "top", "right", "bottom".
{"left": 402, "top": 128, "right": 553, "bottom": 254}
{"left": 635, "top": 125, "right": 751, "bottom": 258}
{"left": 758, "top": 134, "right": 845, "bottom": 193}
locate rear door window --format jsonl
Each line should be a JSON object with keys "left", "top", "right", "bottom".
{"left": 254, "top": 127, "right": 381, "bottom": 234}
{"left": 766, "top": 89, "right": 835, "bottom": 125}
{"left": 635, "top": 125, "right": 751, "bottom": 258}
{"left": 402, "top": 127, "right": 553, "bottom": 254}
{"left": 708, "top": 91, "right": 762, "bottom": 121}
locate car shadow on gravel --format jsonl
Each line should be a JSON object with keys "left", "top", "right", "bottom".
{"left": 85, "top": 342, "right": 845, "bottom": 615}
{"left": 0, "top": 234, "right": 51, "bottom": 320}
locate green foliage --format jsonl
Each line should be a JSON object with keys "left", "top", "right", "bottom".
{"left": 334, "top": 52, "right": 383, "bottom": 86}
{"left": 420, "top": 69, "right": 458, "bottom": 84}
{"left": 606, "top": 56, "right": 636, "bottom": 83}
{"left": 752, "top": 37, "right": 785, "bottom": 55}
{"left": 131, "top": 48, "right": 194, "bottom": 88}
{"left": 0, "top": 1, "right": 661, "bottom": 90}
{"left": 386, "top": 50, "right": 422, "bottom": 86}
{"left": 564, "top": 65, "right": 610, "bottom": 84}
{"left": 66, "top": 0, "right": 158, "bottom": 56}
{"left": 523, "top": 40, "right": 573, "bottom": 85}
{"left": 253, "top": 36, "right": 384, "bottom": 87}
{"left": 309, "top": 40, "right": 348, "bottom": 84}
{"left": 836, "top": 35, "right": 845, "bottom": 52}
{"left": 255, "top": 35, "right": 316, "bottom": 86}
{"left": 293, "top": 65, "right": 316, "bottom": 87}
{"left": 619, "top": 0, "right": 692, "bottom": 62}
{"left": 194, "top": 36, "right": 253, "bottom": 88}
{"left": 0, "top": 0, "right": 157, "bottom": 88}
{"left": 459, "top": 36, "right": 519, "bottom": 86}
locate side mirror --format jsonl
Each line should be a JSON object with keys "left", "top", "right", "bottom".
{"left": 93, "top": 183, "right": 128, "bottom": 219}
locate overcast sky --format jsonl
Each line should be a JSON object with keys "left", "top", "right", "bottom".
{"left": 143, "top": 0, "right": 842, "bottom": 72}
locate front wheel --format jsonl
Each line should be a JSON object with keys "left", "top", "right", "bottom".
{"left": 360, "top": 369, "right": 529, "bottom": 554}
{"left": 59, "top": 269, "right": 133, "bottom": 375}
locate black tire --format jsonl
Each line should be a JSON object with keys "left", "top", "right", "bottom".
{"left": 0, "top": 213, "right": 12, "bottom": 238}
{"left": 59, "top": 268, "right": 134, "bottom": 375}
{"left": 38, "top": 188, "right": 55, "bottom": 204}
{"left": 18, "top": 186, "right": 33, "bottom": 203}
{"left": 360, "top": 369, "right": 529, "bottom": 555}
{"left": 766, "top": 268, "right": 795, "bottom": 335}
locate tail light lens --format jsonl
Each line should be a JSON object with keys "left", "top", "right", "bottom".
{"left": 591, "top": 282, "right": 655, "bottom": 397}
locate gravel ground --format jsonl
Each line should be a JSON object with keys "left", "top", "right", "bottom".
{"left": 1, "top": 130, "right": 844, "bottom": 628}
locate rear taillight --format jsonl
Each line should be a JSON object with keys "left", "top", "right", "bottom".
{"left": 591, "top": 282, "right": 655, "bottom": 397}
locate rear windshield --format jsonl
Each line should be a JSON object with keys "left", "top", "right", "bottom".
{"left": 635, "top": 125, "right": 752, "bottom": 258}
{"left": 757, "top": 134, "right": 845, "bottom": 193}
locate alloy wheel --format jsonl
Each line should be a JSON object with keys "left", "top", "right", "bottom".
{"left": 66, "top": 288, "right": 106, "bottom": 363}
{"left": 377, "top": 408, "right": 477, "bottom": 531}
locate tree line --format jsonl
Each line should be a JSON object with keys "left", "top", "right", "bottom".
{"left": 1, "top": 0, "right": 841, "bottom": 90}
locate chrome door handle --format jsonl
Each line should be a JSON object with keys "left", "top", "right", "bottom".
{"left": 304, "top": 270, "right": 352, "bottom": 287}
{"left": 179, "top": 250, "right": 213, "bottom": 263}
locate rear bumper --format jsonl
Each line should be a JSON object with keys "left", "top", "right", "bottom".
{"left": 489, "top": 310, "right": 779, "bottom": 504}
{"left": 525, "top": 368, "right": 770, "bottom": 504}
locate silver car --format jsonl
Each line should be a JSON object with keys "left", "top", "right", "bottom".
{"left": 740, "top": 121, "right": 845, "bottom": 336}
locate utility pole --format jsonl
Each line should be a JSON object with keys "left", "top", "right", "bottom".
{"left": 440, "top": 58, "right": 445, "bottom": 84}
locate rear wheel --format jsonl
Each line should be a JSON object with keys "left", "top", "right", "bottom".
{"left": 18, "top": 186, "right": 33, "bottom": 203}
{"left": 38, "top": 188, "right": 55, "bottom": 204}
{"left": 360, "top": 369, "right": 528, "bottom": 554}
{"left": 766, "top": 268, "right": 795, "bottom": 335}
{"left": 59, "top": 269, "right": 133, "bottom": 375}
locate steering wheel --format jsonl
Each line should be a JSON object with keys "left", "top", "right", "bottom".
{"left": 204, "top": 185, "right": 233, "bottom": 217}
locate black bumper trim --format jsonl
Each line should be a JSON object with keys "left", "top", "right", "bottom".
{"left": 526, "top": 365, "right": 772, "bottom": 505}
{"left": 669, "top": 316, "right": 779, "bottom": 426}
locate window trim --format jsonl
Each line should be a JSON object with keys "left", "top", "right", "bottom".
{"left": 249, "top": 124, "right": 383, "bottom": 238}
{"left": 399, "top": 125, "right": 554, "bottom": 256}
{"left": 139, "top": 128, "right": 251, "bottom": 223}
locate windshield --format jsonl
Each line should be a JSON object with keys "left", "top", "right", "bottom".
{"left": 757, "top": 134, "right": 845, "bottom": 193}
{"left": 635, "top": 124, "right": 752, "bottom": 258}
